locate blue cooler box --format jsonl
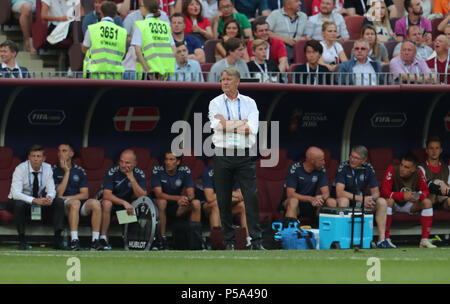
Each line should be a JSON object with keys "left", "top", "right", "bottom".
{"left": 319, "top": 207, "right": 373, "bottom": 249}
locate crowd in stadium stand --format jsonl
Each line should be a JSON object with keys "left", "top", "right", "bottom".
{"left": 1, "top": 0, "right": 449, "bottom": 83}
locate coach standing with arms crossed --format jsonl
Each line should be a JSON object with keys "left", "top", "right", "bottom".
{"left": 208, "top": 67, "right": 263, "bottom": 250}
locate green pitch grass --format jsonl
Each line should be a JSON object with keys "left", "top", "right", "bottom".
{"left": 0, "top": 246, "right": 449, "bottom": 284}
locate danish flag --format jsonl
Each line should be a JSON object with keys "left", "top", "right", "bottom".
{"left": 113, "top": 107, "right": 160, "bottom": 132}
{"left": 446, "top": 111, "right": 450, "bottom": 132}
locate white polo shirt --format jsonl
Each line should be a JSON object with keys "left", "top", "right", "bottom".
{"left": 208, "top": 92, "right": 259, "bottom": 149}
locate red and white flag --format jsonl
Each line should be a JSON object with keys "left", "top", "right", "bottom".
{"left": 113, "top": 107, "right": 160, "bottom": 131}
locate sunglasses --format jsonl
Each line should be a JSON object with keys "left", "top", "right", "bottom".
{"left": 354, "top": 47, "right": 368, "bottom": 51}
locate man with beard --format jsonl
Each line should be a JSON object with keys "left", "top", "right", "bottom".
{"left": 394, "top": 0, "right": 432, "bottom": 43}
{"left": 171, "top": 13, "right": 205, "bottom": 64}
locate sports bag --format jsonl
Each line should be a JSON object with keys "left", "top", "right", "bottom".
{"left": 272, "top": 221, "right": 316, "bottom": 250}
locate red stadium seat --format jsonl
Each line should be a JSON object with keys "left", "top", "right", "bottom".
{"left": 302, "top": 0, "right": 314, "bottom": 16}
{"left": 344, "top": 15, "right": 364, "bottom": 40}
{"left": 73, "top": 147, "right": 113, "bottom": 198}
{"left": 201, "top": 63, "right": 214, "bottom": 81}
{"left": 0, "top": 147, "right": 21, "bottom": 224}
{"left": 0, "top": 0, "right": 12, "bottom": 26}
{"left": 44, "top": 147, "right": 58, "bottom": 166}
{"left": 181, "top": 150, "right": 206, "bottom": 185}
{"left": 323, "top": 148, "right": 339, "bottom": 187}
{"left": 384, "top": 40, "right": 399, "bottom": 60}
{"left": 256, "top": 149, "right": 293, "bottom": 223}
{"left": 342, "top": 39, "right": 354, "bottom": 60}
{"left": 293, "top": 39, "right": 307, "bottom": 64}
{"left": 128, "top": 147, "right": 158, "bottom": 192}
{"left": 204, "top": 39, "right": 219, "bottom": 63}
{"left": 431, "top": 17, "right": 444, "bottom": 40}
{"left": 368, "top": 147, "right": 399, "bottom": 187}
{"left": 412, "top": 147, "right": 427, "bottom": 164}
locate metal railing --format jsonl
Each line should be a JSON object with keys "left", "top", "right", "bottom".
{"left": 1, "top": 71, "right": 449, "bottom": 85}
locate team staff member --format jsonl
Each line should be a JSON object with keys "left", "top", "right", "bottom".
{"left": 381, "top": 152, "right": 435, "bottom": 248}
{"left": 280, "top": 146, "right": 336, "bottom": 220}
{"left": 100, "top": 149, "right": 147, "bottom": 250}
{"left": 8, "top": 145, "right": 65, "bottom": 250}
{"left": 53, "top": 143, "right": 103, "bottom": 251}
{"left": 82, "top": 1, "right": 127, "bottom": 80}
{"left": 208, "top": 67, "right": 263, "bottom": 250}
{"left": 334, "top": 145, "right": 391, "bottom": 248}
{"left": 132, "top": 0, "right": 176, "bottom": 79}
{"left": 151, "top": 152, "right": 202, "bottom": 250}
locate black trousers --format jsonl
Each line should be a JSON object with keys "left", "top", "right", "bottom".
{"left": 11, "top": 197, "right": 65, "bottom": 236}
{"left": 213, "top": 153, "right": 262, "bottom": 244}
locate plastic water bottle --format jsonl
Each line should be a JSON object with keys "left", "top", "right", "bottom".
{"left": 63, "top": 228, "right": 69, "bottom": 247}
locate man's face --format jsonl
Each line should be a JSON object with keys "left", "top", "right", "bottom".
{"left": 399, "top": 159, "right": 416, "bottom": 178}
{"left": 175, "top": 44, "right": 188, "bottom": 65}
{"left": 305, "top": 46, "right": 320, "bottom": 64}
{"left": 229, "top": 44, "right": 246, "bottom": 61}
{"left": 400, "top": 41, "right": 416, "bottom": 62}
{"left": 221, "top": 72, "right": 239, "bottom": 95}
{"left": 254, "top": 44, "right": 268, "bottom": 61}
{"left": 320, "top": 0, "right": 334, "bottom": 15}
{"left": 28, "top": 151, "right": 45, "bottom": 171}
{"left": 119, "top": 152, "right": 136, "bottom": 174}
{"left": 426, "top": 141, "right": 442, "bottom": 161}
{"left": 410, "top": 0, "right": 423, "bottom": 15}
{"left": 349, "top": 151, "right": 365, "bottom": 169}
{"left": 254, "top": 24, "right": 270, "bottom": 40}
{"left": 218, "top": 0, "right": 233, "bottom": 17}
{"left": 286, "top": 0, "right": 301, "bottom": 12}
{"left": 57, "top": 145, "right": 74, "bottom": 162}
{"left": 353, "top": 41, "right": 369, "bottom": 62}
{"left": 407, "top": 26, "right": 422, "bottom": 45}
{"left": 434, "top": 35, "right": 448, "bottom": 53}
{"left": 311, "top": 152, "right": 325, "bottom": 171}
{"left": 0, "top": 46, "right": 16, "bottom": 64}
{"left": 171, "top": 16, "right": 185, "bottom": 34}
{"left": 164, "top": 153, "right": 180, "bottom": 172}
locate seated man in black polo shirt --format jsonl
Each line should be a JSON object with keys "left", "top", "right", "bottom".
{"left": 99, "top": 149, "right": 148, "bottom": 250}
{"left": 334, "top": 145, "right": 391, "bottom": 248}
{"left": 279, "top": 146, "right": 336, "bottom": 221}
{"left": 53, "top": 143, "right": 103, "bottom": 250}
{"left": 151, "top": 152, "right": 202, "bottom": 250}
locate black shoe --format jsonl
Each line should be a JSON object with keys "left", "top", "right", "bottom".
{"left": 99, "top": 238, "right": 111, "bottom": 250}
{"left": 90, "top": 239, "right": 104, "bottom": 251}
{"left": 54, "top": 240, "right": 66, "bottom": 250}
{"left": 247, "top": 242, "right": 266, "bottom": 250}
{"left": 19, "top": 241, "right": 30, "bottom": 250}
{"left": 225, "top": 242, "right": 235, "bottom": 250}
{"left": 69, "top": 239, "right": 80, "bottom": 251}
{"left": 157, "top": 236, "right": 169, "bottom": 250}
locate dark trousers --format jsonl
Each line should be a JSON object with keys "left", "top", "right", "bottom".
{"left": 213, "top": 153, "right": 262, "bottom": 244}
{"left": 11, "top": 198, "right": 65, "bottom": 236}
